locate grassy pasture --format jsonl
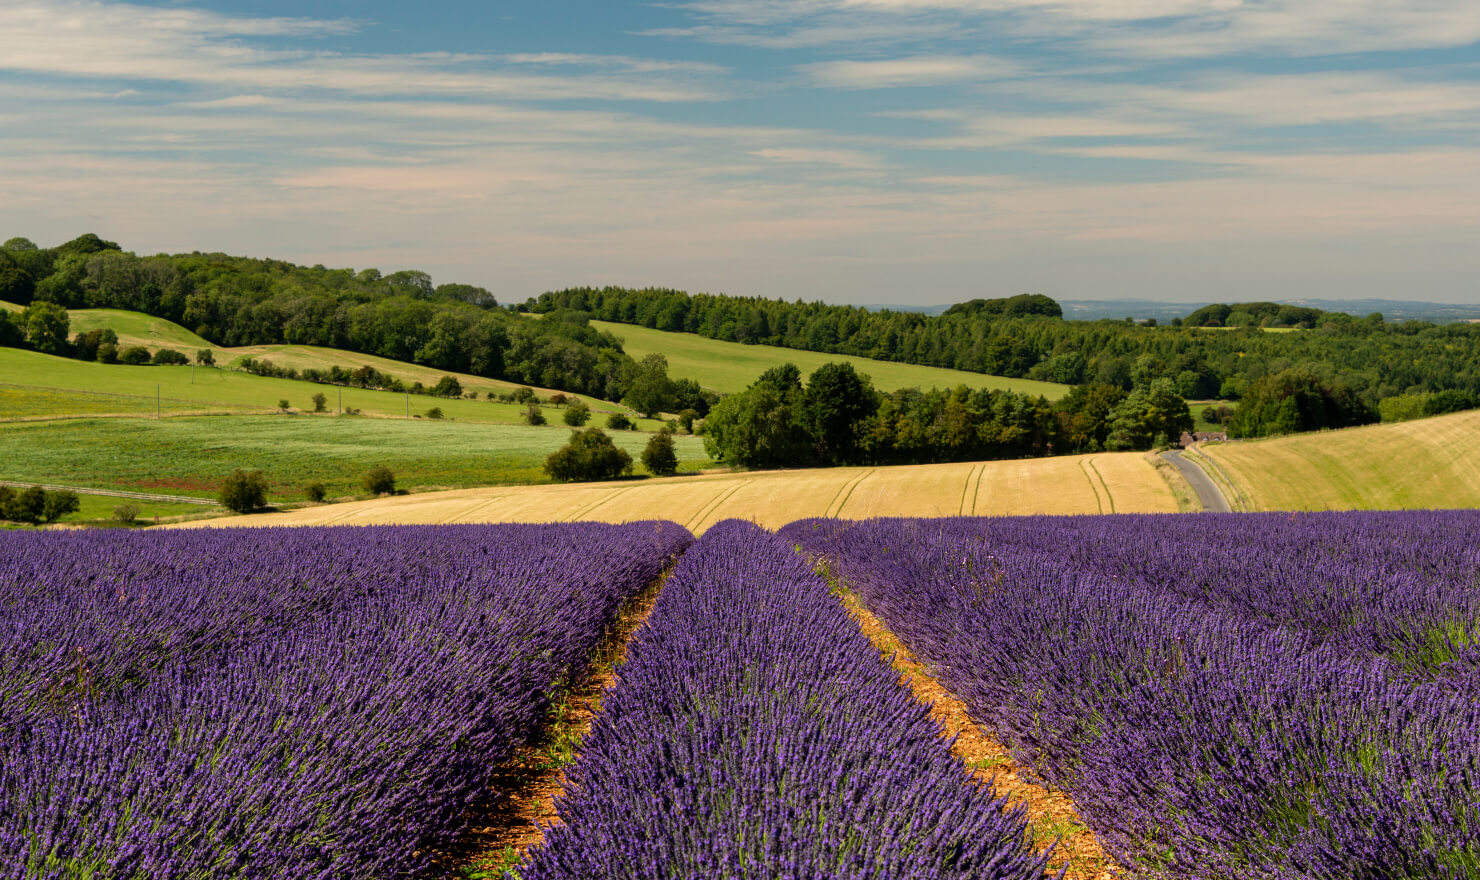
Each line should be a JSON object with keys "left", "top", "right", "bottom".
{"left": 172, "top": 452, "right": 1180, "bottom": 532}
{"left": 1197, "top": 409, "right": 1480, "bottom": 511}
{"left": 587, "top": 319, "right": 1070, "bottom": 399}
{"left": 0, "top": 415, "right": 713, "bottom": 502}
{"left": 0, "top": 348, "right": 667, "bottom": 428}
{"left": 68, "top": 308, "right": 214, "bottom": 350}
{"left": 0, "top": 414, "right": 716, "bottom": 502}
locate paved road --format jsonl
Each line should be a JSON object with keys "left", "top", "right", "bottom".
{"left": 0, "top": 480, "right": 219, "bottom": 506}
{"left": 1160, "top": 449, "right": 1231, "bottom": 513}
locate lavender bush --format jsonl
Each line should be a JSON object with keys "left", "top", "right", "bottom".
{"left": 782, "top": 512, "right": 1480, "bottom": 880}
{"left": 0, "top": 522, "right": 691, "bottom": 879}
{"left": 522, "top": 520, "right": 1054, "bottom": 880}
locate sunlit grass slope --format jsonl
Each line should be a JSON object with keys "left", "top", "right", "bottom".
{"left": 0, "top": 414, "right": 713, "bottom": 501}
{"left": 172, "top": 452, "right": 1178, "bottom": 532}
{"left": 0, "top": 348, "right": 664, "bottom": 427}
{"left": 60, "top": 306, "right": 613, "bottom": 402}
{"left": 588, "top": 320, "right": 1069, "bottom": 399}
{"left": 1197, "top": 409, "right": 1480, "bottom": 511}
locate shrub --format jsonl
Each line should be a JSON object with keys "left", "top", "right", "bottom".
{"left": 119, "top": 345, "right": 152, "bottom": 365}
{"left": 151, "top": 348, "right": 189, "bottom": 366}
{"left": 113, "top": 503, "right": 140, "bottom": 525}
{"left": 524, "top": 403, "right": 547, "bottom": 426}
{"left": 220, "top": 469, "right": 269, "bottom": 513}
{"left": 278, "top": 399, "right": 291, "bottom": 411}
{"left": 304, "top": 482, "right": 328, "bottom": 503}
{"left": 196, "top": 348, "right": 215, "bottom": 366}
{"left": 642, "top": 431, "right": 679, "bottom": 477}
{"left": 606, "top": 412, "right": 633, "bottom": 431}
{"left": 312, "top": 392, "right": 328, "bottom": 413}
{"left": 678, "top": 409, "right": 699, "bottom": 433}
{"left": 363, "top": 466, "right": 396, "bottom": 496}
{"left": 432, "top": 375, "right": 462, "bottom": 398}
{"left": 41, "top": 490, "right": 80, "bottom": 523}
{"left": 564, "top": 401, "right": 591, "bottom": 427}
{"left": 512, "top": 386, "right": 537, "bottom": 404}
{"left": 0, "top": 486, "right": 46, "bottom": 524}
{"left": 96, "top": 342, "right": 118, "bottom": 364}
{"left": 425, "top": 406, "right": 444, "bottom": 420}
{"left": 545, "top": 429, "right": 633, "bottom": 483}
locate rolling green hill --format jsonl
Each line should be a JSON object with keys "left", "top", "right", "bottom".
{"left": 0, "top": 415, "right": 713, "bottom": 504}
{"left": 587, "top": 320, "right": 1069, "bottom": 398}
{"left": 68, "top": 308, "right": 215, "bottom": 350}
{"left": 0, "top": 347, "right": 667, "bottom": 427}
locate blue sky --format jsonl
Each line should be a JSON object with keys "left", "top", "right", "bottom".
{"left": 1, "top": 1, "right": 1477, "bottom": 305}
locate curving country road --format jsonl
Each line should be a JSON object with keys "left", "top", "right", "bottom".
{"left": 1160, "top": 449, "right": 1231, "bottom": 513}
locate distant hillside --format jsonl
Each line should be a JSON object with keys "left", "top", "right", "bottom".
{"left": 589, "top": 319, "right": 1068, "bottom": 398}
{"left": 1196, "top": 409, "right": 1480, "bottom": 511}
{"left": 873, "top": 298, "right": 1480, "bottom": 323}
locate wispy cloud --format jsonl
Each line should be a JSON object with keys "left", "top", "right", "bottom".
{"left": 0, "top": 1, "right": 727, "bottom": 102}
{"left": 801, "top": 55, "right": 1018, "bottom": 88}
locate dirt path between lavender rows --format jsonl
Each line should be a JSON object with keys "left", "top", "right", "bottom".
{"left": 436, "top": 574, "right": 668, "bottom": 879}
{"left": 836, "top": 589, "right": 1126, "bottom": 880}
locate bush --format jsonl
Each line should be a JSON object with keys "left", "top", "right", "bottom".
{"left": 304, "top": 482, "right": 328, "bottom": 502}
{"left": 119, "top": 345, "right": 152, "bottom": 365}
{"left": 606, "top": 412, "right": 633, "bottom": 431}
{"left": 642, "top": 431, "right": 679, "bottom": 477}
{"left": 432, "top": 375, "right": 463, "bottom": 398}
{"left": 113, "top": 503, "right": 140, "bottom": 525}
{"left": 678, "top": 409, "right": 699, "bottom": 433}
{"left": 564, "top": 400, "right": 591, "bottom": 427}
{"left": 151, "top": 348, "right": 189, "bottom": 365}
{"left": 278, "top": 399, "right": 291, "bottom": 411}
{"left": 220, "top": 469, "right": 269, "bottom": 513}
{"left": 0, "top": 486, "right": 46, "bottom": 524}
{"left": 196, "top": 348, "right": 215, "bottom": 366}
{"left": 425, "top": 406, "right": 444, "bottom": 420}
{"left": 96, "top": 341, "right": 118, "bottom": 364}
{"left": 524, "top": 403, "right": 547, "bottom": 426}
{"left": 512, "top": 386, "right": 537, "bottom": 405}
{"left": 363, "top": 466, "right": 396, "bottom": 496}
{"left": 312, "top": 392, "right": 328, "bottom": 413}
{"left": 41, "top": 490, "right": 80, "bottom": 523}
{"left": 545, "top": 428, "right": 633, "bottom": 482}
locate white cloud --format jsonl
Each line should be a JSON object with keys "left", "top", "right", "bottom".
{"left": 0, "top": 1, "right": 727, "bottom": 102}
{"left": 801, "top": 55, "right": 1018, "bottom": 88}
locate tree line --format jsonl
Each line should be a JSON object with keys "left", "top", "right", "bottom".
{"left": 0, "top": 235, "right": 653, "bottom": 403}
{"left": 525, "top": 286, "right": 1480, "bottom": 434}
{"left": 700, "top": 362, "right": 1194, "bottom": 470}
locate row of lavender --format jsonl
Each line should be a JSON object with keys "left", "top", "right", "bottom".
{"left": 521, "top": 520, "right": 1054, "bottom": 879}
{"left": 0, "top": 523, "right": 691, "bottom": 879}
{"left": 781, "top": 512, "right": 1480, "bottom": 880}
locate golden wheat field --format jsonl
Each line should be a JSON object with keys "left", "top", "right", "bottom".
{"left": 171, "top": 452, "right": 1181, "bottom": 533}
{"left": 1196, "top": 409, "right": 1480, "bottom": 511}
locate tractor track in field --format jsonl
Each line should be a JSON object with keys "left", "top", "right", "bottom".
{"left": 836, "top": 589, "right": 1126, "bottom": 880}
{"left": 440, "top": 571, "right": 669, "bottom": 878}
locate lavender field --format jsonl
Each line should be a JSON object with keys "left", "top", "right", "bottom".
{"left": 4, "top": 512, "right": 1477, "bottom": 879}
{"left": 783, "top": 512, "right": 1480, "bottom": 879}
{"left": 522, "top": 520, "right": 1052, "bottom": 879}
{"left": 0, "top": 523, "right": 691, "bottom": 879}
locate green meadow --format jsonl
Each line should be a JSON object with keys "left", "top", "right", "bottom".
{"left": 0, "top": 347, "right": 669, "bottom": 428}
{"left": 587, "top": 319, "right": 1070, "bottom": 399}
{"left": 0, "top": 415, "right": 713, "bottom": 502}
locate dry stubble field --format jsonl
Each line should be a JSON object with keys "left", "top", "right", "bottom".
{"left": 172, "top": 451, "right": 1180, "bottom": 533}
